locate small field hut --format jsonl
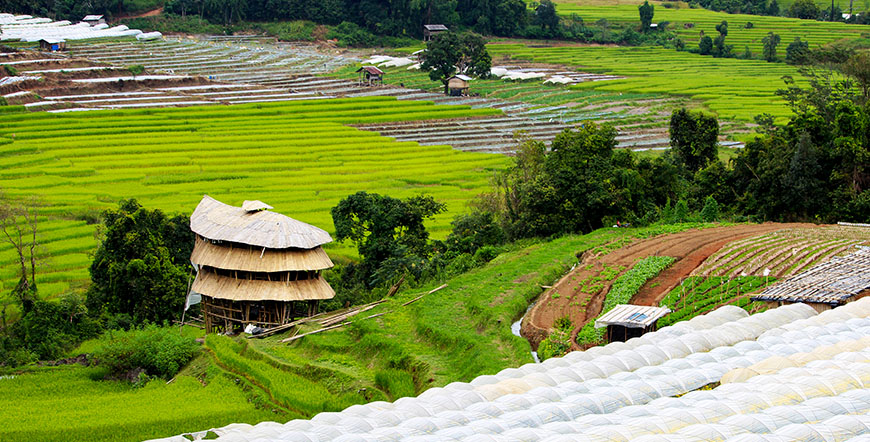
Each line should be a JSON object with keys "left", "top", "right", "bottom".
{"left": 82, "top": 15, "right": 106, "bottom": 26}
{"left": 594, "top": 305, "right": 671, "bottom": 343}
{"left": 447, "top": 74, "right": 471, "bottom": 96}
{"left": 752, "top": 247, "right": 870, "bottom": 312}
{"left": 39, "top": 38, "right": 65, "bottom": 52}
{"left": 356, "top": 66, "right": 384, "bottom": 86}
{"left": 423, "top": 24, "right": 448, "bottom": 41}
{"left": 189, "top": 195, "right": 335, "bottom": 333}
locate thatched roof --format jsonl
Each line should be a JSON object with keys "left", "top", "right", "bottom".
{"left": 191, "top": 236, "right": 333, "bottom": 272}
{"left": 190, "top": 195, "right": 332, "bottom": 249}
{"left": 192, "top": 269, "right": 335, "bottom": 302}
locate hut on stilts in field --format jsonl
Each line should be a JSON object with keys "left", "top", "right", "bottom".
{"left": 189, "top": 195, "right": 335, "bottom": 333}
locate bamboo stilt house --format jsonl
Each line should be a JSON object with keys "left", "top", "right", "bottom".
{"left": 189, "top": 195, "right": 335, "bottom": 333}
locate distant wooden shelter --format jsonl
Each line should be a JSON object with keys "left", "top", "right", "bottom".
{"left": 752, "top": 247, "right": 870, "bottom": 312}
{"left": 39, "top": 38, "right": 65, "bottom": 52}
{"left": 447, "top": 74, "right": 471, "bottom": 96}
{"left": 595, "top": 305, "right": 671, "bottom": 343}
{"left": 82, "top": 15, "right": 106, "bottom": 26}
{"left": 423, "top": 24, "right": 448, "bottom": 41}
{"left": 189, "top": 195, "right": 335, "bottom": 333}
{"left": 356, "top": 66, "right": 384, "bottom": 86}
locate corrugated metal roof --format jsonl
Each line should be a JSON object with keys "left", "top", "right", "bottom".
{"left": 452, "top": 74, "right": 472, "bottom": 81}
{"left": 752, "top": 247, "right": 870, "bottom": 305}
{"left": 39, "top": 38, "right": 64, "bottom": 44}
{"left": 595, "top": 304, "right": 671, "bottom": 328}
{"left": 82, "top": 15, "right": 103, "bottom": 20}
{"left": 356, "top": 66, "right": 384, "bottom": 75}
{"left": 423, "top": 24, "right": 448, "bottom": 31}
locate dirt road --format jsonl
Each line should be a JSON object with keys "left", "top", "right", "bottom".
{"left": 520, "top": 223, "right": 817, "bottom": 348}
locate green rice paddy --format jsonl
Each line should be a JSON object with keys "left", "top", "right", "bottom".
{"left": 0, "top": 97, "right": 507, "bottom": 308}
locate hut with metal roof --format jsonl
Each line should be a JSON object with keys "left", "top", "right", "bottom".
{"left": 447, "top": 74, "right": 471, "bottom": 96}
{"left": 594, "top": 304, "right": 671, "bottom": 343}
{"left": 39, "top": 38, "right": 65, "bottom": 52}
{"left": 423, "top": 24, "right": 448, "bottom": 41}
{"left": 189, "top": 195, "right": 335, "bottom": 333}
{"left": 82, "top": 15, "right": 106, "bottom": 26}
{"left": 356, "top": 66, "right": 384, "bottom": 86}
{"left": 752, "top": 247, "right": 870, "bottom": 312}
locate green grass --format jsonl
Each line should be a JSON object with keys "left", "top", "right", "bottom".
{"left": 0, "top": 97, "right": 507, "bottom": 311}
{"left": 0, "top": 364, "right": 278, "bottom": 442}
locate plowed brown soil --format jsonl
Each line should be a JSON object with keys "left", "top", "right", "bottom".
{"left": 520, "top": 223, "right": 818, "bottom": 349}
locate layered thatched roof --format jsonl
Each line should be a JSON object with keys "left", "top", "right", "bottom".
{"left": 192, "top": 269, "right": 335, "bottom": 302}
{"left": 190, "top": 195, "right": 332, "bottom": 249}
{"left": 190, "top": 236, "right": 333, "bottom": 272}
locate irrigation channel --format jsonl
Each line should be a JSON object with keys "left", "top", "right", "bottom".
{"left": 511, "top": 302, "right": 540, "bottom": 363}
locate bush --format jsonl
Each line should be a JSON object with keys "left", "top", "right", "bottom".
{"left": 538, "top": 329, "right": 570, "bottom": 360}
{"left": 92, "top": 324, "right": 200, "bottom": 380}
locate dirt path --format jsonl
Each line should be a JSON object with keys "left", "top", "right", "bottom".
{"left": 520, "top": 223, "right": 818, "bottom": 348}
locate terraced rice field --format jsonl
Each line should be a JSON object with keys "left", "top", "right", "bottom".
{"left": 552, "top": 2, "right": 868, "bottom": 55}
{"left": 336, "top": 63, "right": 704, "bottom": 151}
{"left": 488, "top": 42, "right": 808, "bottom": 123}
{"left": 693, "top": 225, "right": 870, "bottom": 278}
{"left": 0, "top": 97, "right": 508, "bottom": 308}
{"left": 53, "top": 37, "right": 747, "bottom": 151}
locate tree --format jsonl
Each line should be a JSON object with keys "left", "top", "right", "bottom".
{"left": 762, "top": 31, "right": 780, "bottom": 62}
{"left": 86, "top": 200, "right": 193, "bottom": 324}
{"left": 785, "top": 37, "right": 810, "bottom": 65}
{"left": 669, "top": 108, "right": 719, "bottom": 172}
{"left": 712, "top": 34, "right": 733, "bottom": 58}
{"left": 767, "top": 0, "right": 780, "bottom": 15}
{"left": 535, "top": 0, "right": 560, "bottom": 35}
{"left": 420, "top": 31, "right": 491, "bottom": 94}
{"left": 841, "top": 52, "right": 870, "bottom": 100}
{"left": 331, "top": 192, "right": 445, "bottom": 286}
{"left": 788, "top": 0, "right": 821, "bottom": 18}
{"left": 0, "top": 195, "right": 40, "bottom": 313}
{"left": 700, "top": 196, "right": 720, "bottom": 222}
{"left": 638, "top": 0, "right": 654, "bottom": 31}
{"left": 715, "top": 20, "right": 728, "bottom": 36}
{"left": 699, "top": 35, "right": 713, "bottom": 55}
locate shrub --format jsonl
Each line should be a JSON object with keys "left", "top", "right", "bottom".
{"left": 554, "top": 315, "right": 573, "bottom": 332}
{"left": 92, "top": 324, "right": 200, "bottom": 379}
{"left": 538, "top": 329, "right": 571, "bottom": 360}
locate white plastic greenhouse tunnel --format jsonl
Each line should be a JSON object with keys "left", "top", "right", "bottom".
{"left": 149, "top": 298, "right": 870, "bottom": 442}
{"left": 0, "top": 13, "right": 155, "bottom": 42}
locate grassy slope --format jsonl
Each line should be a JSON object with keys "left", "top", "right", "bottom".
{"left": 1, "top": 224, "right": 710, "bottom": 441}
{"left": 0, "top": 97, "right": 507, "bottom": 309}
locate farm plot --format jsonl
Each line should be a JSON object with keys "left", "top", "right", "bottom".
{"left": 658, "top": 275, "right": 773, "bottom": 327}
{"left": 336, "top": 62, "right": 699, "bottom": 151}
{"left": 488, "top": 43, "right": 806, "bottom": 123}
{"left": 0, "top": 97, "right": 507, "bottom": 311}
{"left": 692, "top": 225, "right": 870, "bottom": 278}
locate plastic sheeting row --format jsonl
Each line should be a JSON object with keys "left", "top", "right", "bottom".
{"left": 0, "top": 13, "right": 155, "bottom": 42}
{"left": 147, "top": 300, "right": 870, "bottom": 442}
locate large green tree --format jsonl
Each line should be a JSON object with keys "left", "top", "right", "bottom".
{"left": 331, "top": 192, "right": 445, "bottom": 286}
{"left": 421, "top": 31, "right": 491, "bottom": 94}
{"left": 86, "top": 200, "right": 193, "bottom": 324}
{"left": 669, "top": 108, "right": 720, "bottom": 172}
